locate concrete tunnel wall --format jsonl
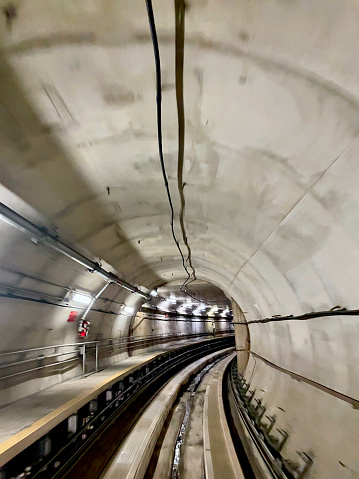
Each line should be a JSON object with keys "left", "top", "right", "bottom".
{"left": 0, "top": 1, "right": 357, "bottom": 477}
{"left": 0, "top": 183, "right": 219, "bottom": 407}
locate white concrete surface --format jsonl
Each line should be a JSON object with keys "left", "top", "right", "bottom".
{"left": 102, "top": 348, "right": 232, "bottom": 479}
{"left": 0, "top": 1, "right": 357, "bottom": 476}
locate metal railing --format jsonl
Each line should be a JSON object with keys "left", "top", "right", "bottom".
{"left": 0, "top": 331, "right": 233, "bottom": 381}
{"left": 0, "top": 341, "right": 99, "bottom": 380}
{"left": 1, "top": 335, "right": 235, "bottom": 478}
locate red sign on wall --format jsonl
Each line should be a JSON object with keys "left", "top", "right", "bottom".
{"left": 67, "top": 311, "right": 79, "bottom": 322}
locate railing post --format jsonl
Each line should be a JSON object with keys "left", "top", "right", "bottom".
{"left": 95, "top": 342, "right": 99, "bottom": 372}
{"left": 82, "top": 344, "right": 86, "bottom": 377}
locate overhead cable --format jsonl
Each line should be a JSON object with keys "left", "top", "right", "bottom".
{"left": 145, "top": 0, "right": 191, "bottom": 286}
{"left": 174, "top": 0, "right": 197, "bottom": 292}
{"left": 233, "top": 307, "right": 355, "bottom": 325}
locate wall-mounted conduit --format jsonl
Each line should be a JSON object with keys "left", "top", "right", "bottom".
{"left": 249, "top": 351, "right": 359, "bottom": 409}
{"left": 0, "top": 266, "right": 75, "bottom": 292}
{"left": 0, "top": 202, "right": 151, "bottom": 301}
{"left": 233, "top": 307, "right": 358, "bottom": 325}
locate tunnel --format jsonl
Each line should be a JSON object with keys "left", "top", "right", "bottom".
{"left": 0, "top": 1, "right": 358, "bottom": 478}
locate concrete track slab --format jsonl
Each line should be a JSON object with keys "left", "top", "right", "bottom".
{"left": 204, "top": 353, "right": 244, "bottom": 479}
{"left": 101, "top": 348, "right": 234, "bottom": 479}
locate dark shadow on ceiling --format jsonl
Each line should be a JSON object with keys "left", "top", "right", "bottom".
{"left": 0, "top": 51, "right": 161, "bottom": 287}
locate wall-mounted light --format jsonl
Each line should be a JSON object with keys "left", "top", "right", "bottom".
{"left": 123, "top": 305, "right": 134, "bottom": 314}
{"left": 72, "top": 292, "right": 93, "bottom": 305}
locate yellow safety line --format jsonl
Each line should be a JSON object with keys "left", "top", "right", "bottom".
{"left": 0, "top": 353, "right": 158, "bottom": 466}
{"left": 0, "top": 336, "right": 222, "bottom": 466}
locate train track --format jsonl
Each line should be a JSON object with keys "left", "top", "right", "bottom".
{"left": 1, "top": 336, "right": 234, "bottom": 479}
{"left": 101, "top": 351, "right": 243, "bottom": 479}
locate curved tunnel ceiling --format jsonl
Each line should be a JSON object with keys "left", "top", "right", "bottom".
{"left": 0, "top": 2, "right": 359, "bottom": 476}
{"left": 0, "top": 0, "right": 358, "bottom": 318}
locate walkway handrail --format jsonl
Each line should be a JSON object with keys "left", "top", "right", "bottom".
{"left": 0, "top": 331, "right": 234, "bottom": 380}
{"left": 0, "top": 340, "right": 99, "bottom": 357}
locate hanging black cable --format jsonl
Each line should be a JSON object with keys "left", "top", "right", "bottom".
{"left": 174, "top": 0, "right": 197, "bottom": 293}
{"left": 145, "top": 0, "right": 191, "bottom": 285}
{"left": 233, "top": 306, "right": 355, "bottom": 325}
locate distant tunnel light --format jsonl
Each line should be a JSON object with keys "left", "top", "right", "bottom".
{"left": 123, "top": 305, "right": 135, "bottom": 314}
{"left": 72, "top": 292, "right": 93, "bottom": 305}
{"left": 208, "top": 305, "right": 219, "bottom": 317}
{"left": 150, "top": 290, "right": 158, "bottom": 297}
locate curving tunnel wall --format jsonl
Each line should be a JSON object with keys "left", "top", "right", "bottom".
{"left": 0, "top": 0, "right": 358, "bottom": 477}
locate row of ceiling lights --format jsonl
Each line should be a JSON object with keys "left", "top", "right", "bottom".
{"left": 157, "top": 297, "right": 232, "bottom": 317}
{"left": 72, "top": 289, "right": 232, "bottom": 318}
